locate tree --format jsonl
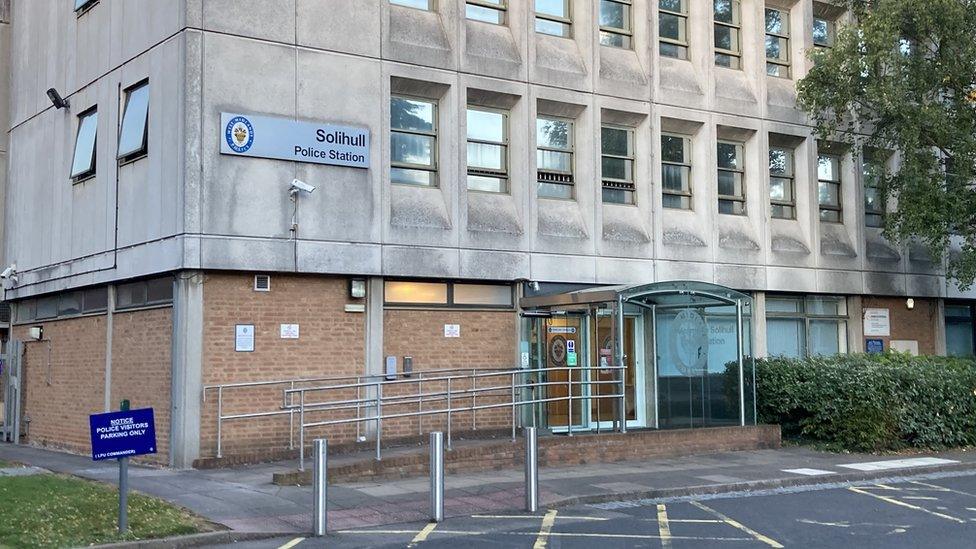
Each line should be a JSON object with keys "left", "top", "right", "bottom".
{"left": 796, "top": 0, "right": 976, "bottom": 287}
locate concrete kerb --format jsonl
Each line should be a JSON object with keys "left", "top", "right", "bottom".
{"left": 543, "top": 460, "right": 976, "bottom": 508}
{"left": 93, "top": 531, "right": 281, "bottom": 549}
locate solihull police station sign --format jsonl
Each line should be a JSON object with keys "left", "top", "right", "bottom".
{"left": 220, "top": 112, "right": 370, "bottom": 168}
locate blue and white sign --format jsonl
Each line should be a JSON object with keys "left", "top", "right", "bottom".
{"left": 866, "top": 338, "right": 885, "bottom": 354}
{"left": 220, "top": 112, "right": 370, "bottom": 169}
{"left": 89, "top": 408, "right": 157, "bottom": 461}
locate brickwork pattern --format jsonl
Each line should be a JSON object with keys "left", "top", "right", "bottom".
{"left": 861, "top": 296, "right": 939, "bottom": 354}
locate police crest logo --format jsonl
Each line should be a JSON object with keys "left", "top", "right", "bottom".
{"left": 225, "top": 116, "right": 254, "bottom": 153}
{"left": 669, "top": 308, "right": 708, "bottom": 376}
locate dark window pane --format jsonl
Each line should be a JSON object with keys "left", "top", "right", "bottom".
{"left": 117, "top": 281, "right": 148, "bottom": 308}
{"left": 713, "top": 0, "right": 734, "bottom": 24}
{"left": 58, "top": 292, "right": 82, "bottom": 316}
{"left": 717, "top": 143, "right": 739, "bottom": 169}
{"left": 83, "top": 287, "right": 108, "bottom": 312}
{"left": 147, "top": 277, "right": 173, "bottom": 303}
{"left": 601, "top": 127, "right": 630, "bottom": 156}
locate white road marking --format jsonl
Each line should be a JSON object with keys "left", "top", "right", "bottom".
{"left": 471, "top": 514, "right": 607, "bottom": 521}
{"left": 911, "top": 480, "right": 976, "bottom": 498}
{"left": 848, "top": 487, "right": 966, "bottom": 523}
{"left": 407, "top": 522, "right": 438, "bottom": 547}
{"left": 336, "top": 529, "right": 754, "bottom": 542}
{"left": 837, "top": 457, "right": 958, "bottom": 472}
{"left": 902, "top": 496, "right": 939, "bottom": 501}
{"left": 782, "top": 468, "right": 835, "bottom": 476}
{"left": 691, "top": 501, "right": 785, "bottom": 548}
{"left": 798, "top": 519, "right": 850, "bottom": 528}
{"left": 276, "top": 538, "right": 305, "bottom": 549}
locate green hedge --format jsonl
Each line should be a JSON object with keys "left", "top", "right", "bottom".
{"left": 755, "top": 353, "right": 976, "bottom": 452}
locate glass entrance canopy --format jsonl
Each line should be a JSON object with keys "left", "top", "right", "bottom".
{"left": 520, "top": 280, "right": 756, "bottom": 432}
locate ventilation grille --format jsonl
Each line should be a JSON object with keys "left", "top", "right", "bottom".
{"left": 0, "top": 302, "right": 9, "bottom": 323}
{"left": 253, "top": 275, "right": 271, "bottom": 292}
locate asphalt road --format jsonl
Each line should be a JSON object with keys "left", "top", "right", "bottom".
{"left": 220, "top": 471, "right": 976, "bottom": 548}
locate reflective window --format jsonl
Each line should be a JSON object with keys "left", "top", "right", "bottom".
{"left": 391, "top": 96, "right": 438, "bottom": 187}
{"left": 765, "top": 7, "right": 790, "bottom": 78}
{"left": 662, "top": 134, "right": 692, "bottom": 209}
{"left": 71, "top": 109, "right": 98, "bottom": 179}
{"left": 863, "top": 155, "right": 886, "bottom": 228}
{"left": 466, "top": 0, "right": 506, "bottom": 23}
{"left": 384, "top": 281, "right": 448, "bottom": 305}
{"left": 946, "top": 304, "right": 975, "bottom": 357}
{"left": 385, "top": 281, "right": 513, "bottom": 308}
{"left": 713, "top": 0, "right": 741, "bottom": 69}
{"left": 769, "top": 146, "right": 795, "bottom": 219}
{"left": 599, "top": 0, "right": 632, "bottom": 49}
{"left": 766, "top": 295, "right": 848, "bottom": 358}
{"left": 659, "top": 0, "right": 688, "bottom": 60}
{"left": 117, "top": 276, "right": 173, "bottom": 310}
{"left": 537, "top": 117, "right": 575, "bottom": 199}
{"left": 75, "top": 0, "right": 97, "bottom": 11}
{"left": 535, "top": 0, "right": 571, "bottom": 37}
{"left": 453, "top": 284, "right": 513, "bottom": 306}
{"left": 58, "top": 292, "right": 82, "bottom": 316}
{"left": 467, "top": 107, "right": 508, "bottom": 193}
{"left": 813, "top": 17, "right": 835, "bottom": 49}
{"left": 118, "top": 81, "right": 149, "bottom": 159}
{"left": 717, "top": 141, "right": 745, "bottom": 215}
{"left": 390, "top": 0, "right": 431, "bottom": 9}
{"left": 818, "top": 154, "right": 842, "bottom": 222}
{"left": 601, "top": 126, "right": 635, "bottom": 204}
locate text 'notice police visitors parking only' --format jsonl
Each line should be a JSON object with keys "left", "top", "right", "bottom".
{"left": 89, "top": 408, "right": 157, "bottom": 461}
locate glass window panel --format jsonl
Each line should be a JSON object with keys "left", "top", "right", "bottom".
{"left": 660, "top": 0, "right": 683, "bottom": 11}
{"left": 818, "top": 155, "right": 838, "bottom": 180}
{"left": 813, "top": 18, "right": 832, "bottom": 46}
{"left": 538, "top": 182, "right": 574, "bottom": 199}
{"left": 864, "top": 187, "right": 882, "bottom": 211}
{"left": 83, "top": 287, "right": 108, "bottom": 312}
{"left": 16, "top": 300, "right": 35, "bottom": 323}
{"left": 468, "top": 175, "right": 507, "bottom": 193}
{"left": 713, "top": 0, "right": 736, "bottom": 24}
{"left": 661, "top": 135, "right": 687, "bottom": 163}
{"left": 536, "top": 0, "right": 568, "bottom": 17}
{"left": 659, "top": 13, "right": 682, "bottom": 40}
{"left": 536, "top": 18, "right": 570, "bottom": 36}
{"left": 71, "top": 110, "right": 98, "bottom": 178}
{"left": 390, "top": 0, "right": 430, "bottom": 9}
{"left": 391, "top": 167, "right": 436, "bottom": 186}
{"left": 765, "top": 8, "right": 786, "bottom": 34}
{"left": 117, "top": 281, "right": 148, "bottom": 309}
{"left": 809, "top": 320, "right": 846, "bottom": 355}
{"left": 771, "top": 204, "right": 793, "bottom": 219}
{"left": 946, "top": 321, "right": 975, "bottom": 357}
{"left": 537, "top": 149, "right": 572, "bottom": 172}
{"left": 466, "top": 4, "right": 504, "bottom": 23}
{"left": 769, "top": 148, "right": 792, "bottom": 175}
{"left": 715, "top": 52, "right": 740, "bottom": 69}
{"left": 717, "top": 142, "right": 739, "bottom": 169}
{"left": 946, "top": 305, "right": 973, "bottom": 318}
{"left": 865, "top": 213, "right": 884, "bottom": 228}
{"left": 390, "top": 97, "right": 435, "bottom": 132}
{"left": 663, "top": 194, "right": 691, "bottom": 209}
{"left": 662, "top": 164, "right": 690, "bottom": 191}
{"left": 37, "top": 296, "right": 58, "bottom": 319}
{"left": 766, "top": 296, "right": 802, "bottom": 313}
{"left": 660, "top": 42, "right": 687, "bottom": 59}
{"left": 537, "top": 118, "right": 572, "bottom": 149}
{"left": 718, "top": 199, "right": 745, "bottom": 215}
{"left": 769, "top": 178, "right": 786, "bottom": 201}
{"left": 601, "top": 127, "right": 630, "bottom": 156}
{"left": 391, "top": 133, "right": 434, "bottom": 166}
{"left": 767, "top": 318, "right": 805, "bottom": 358}
{"left": 467, "top": 109, "right": 505, "bottom": 143}
{"left": 385, "top": 281, "right": 448, "bottom": 304}
{"left": 147, "top": 277, "right": 173, "bottom": 303}
{"left": 58, "top": 292, "right": 82, "bottom": 316}
{"left": 818, "top": 181, "right": 839, "bottom": 206}
{"left": 75, "top": 0, "right": 95, "bottom": 10}
{"left": 600, "top": 32, "right": 630, "bottom": 48}
{"left": 714, "top": 25, "right": 735, "bottom": 51}
{"left": 717, "top": 170, "right": 742, "bottom": 197}
{"left": 599, "top": 0, "right": 628, "bottom": 30}
{"left": 601, "top": 156, "right": 632, "bottom": 181}
{"left": 453, "top": 284, "right": 512, "bottom": 306}
{"left": 766, "top": 36, "right": 788, "bottom": 62}
{"left": 807, "top": 296, "right": 845, "bottom": 315}
{"left": 467, "top": 142, "right": 505, "bottom": 171}
{"left": 118, "top": 82, "right": 149, "bottom": 158}
{"left": 602, "top": 187, "right": 634, "bottom": 204}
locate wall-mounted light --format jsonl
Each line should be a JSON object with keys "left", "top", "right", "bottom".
{"left": 906, "top": 298, "right": 915, "bottom": 310}
{"left": 46, "top": 88, "right": 70, "bottom": 110}
{"left": 349, "top": 278, "right": 367, "bottom": 299}
{"left": 28, "top": 326, "right": 43, "bottom": 340}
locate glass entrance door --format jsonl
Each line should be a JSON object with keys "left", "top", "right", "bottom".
{"left": 591, "top": 313, "right": 645, "bottom": 429}
{"left": 543, "top": 315, "right": 587, "bottom": 431}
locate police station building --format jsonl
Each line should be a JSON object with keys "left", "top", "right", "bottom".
{"left": 1, "top": 0, "right": 974, "bottom": 468}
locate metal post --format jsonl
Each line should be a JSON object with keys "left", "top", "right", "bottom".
{"left": 617, "top": 296, "right": 627, "bottom": 434}
{"left": 446, "top": 378, "right": 452, "bottom": 450}
{"left": 524, "top": 426, "right": 538, "bottom": 513}
{"left": 119, "top": 457, "right": 128, "bottom": 533}
{"left": 472, "top": 369, "right": 477, "bottom": 431}
{"left": 567, "top": 367, "right": 573, "bottom": 436}
{"left": 289, "top": 381, "right": 296, "bottom": 450}
{"left": 736, "top": 300, "right": 746, "bottom": 427}
{"left": 430, "top": 431, "right": 444, "bottom": 523}
{"left": 299, "top": 390, "right": 306, "bottom": 471}
{"left": 356, "top": 378, "right": 362, "bottom": 441}
{"left": 312, "top": 439, "right": 328, "bottom": 536}
{"left": 375, "top": 383, "right": 382, "bottom": 461}
{"left": 511, "top": 372, "right": 516, "bottom": 441}
{"left": 651, "top": 304, "right": 660, "bottom": 429}
{"left": 418, "top": 374, "right": 424, "bottom": 435}
{"left": 216, "top": 386, "right": 223, "bottom": 459}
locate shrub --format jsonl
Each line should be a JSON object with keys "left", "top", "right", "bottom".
{"left": 755, "top": 353, "right": 976, "bottom": 452}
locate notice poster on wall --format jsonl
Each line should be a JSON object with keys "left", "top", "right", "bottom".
{"left": 280, "top": 324, "right": 300, "bottom": 339}
{"left": 444, "top": 324, "right": 460, "bottom": 338}
{"left": 863, "top": 308, "right": 891, "bottom": 337}
{"left": 235, "top": 324, "right": 255, "bottom": 352}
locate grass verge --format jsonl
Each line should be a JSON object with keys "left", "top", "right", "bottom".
{"left": 0, "top": 473, "right": 211, "bottom": 548}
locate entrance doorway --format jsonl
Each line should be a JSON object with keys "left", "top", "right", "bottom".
{"left": 591, "top": 313, "right": 645, "bottom": 429}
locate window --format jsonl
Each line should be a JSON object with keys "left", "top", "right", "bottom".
{"left": 116, "top": 276, "right": 173, "bottom": 310}
{"left": 813, "top": 17, "right": 835, "bottom": 51}
{"left": 661, "top": 134, "right": 692, "bottom": 209}
{"left": 764, "top": 7, "right": 790, "bottom": 78}
{"left": 818, "top": 154, "right": 842, "bottom": 222}
{"left": 118, "top": 81, "right": 149, "bottom": 160}
{"left": 659, "top": 0, "right": 688, "bottom": 59}
{"left": 390, "top": 0, "right": 431, "bottom": 9}
{"left": 863, "top": 155, "right": 885, "bottom": 228}
{"left": 390, "top": 96, "right": 438, "bottom": 187}
{"left": 58, "top": 292, "right": 82, "bottom": 316}
{"left": 74, "top": 0, "right": 97, "bottom": 12}
{"left": 71, "top": 109, "right": 98, "bottom": 180}
{"left": 599, "top": 0, "right": 632, "bottom": 49}
{"left": 713, "top": 0, "right": 741, "bottom": 69}
{"left": 766, "top": 295, "right": 848, "bottom": 358}
{"left": 466, "top": 0, "right": 506, "bottom": 23}
{"left": 384, "top": 280, "right": 513, "bottom": 308}
{"left": 537, "top": 116, "right": 574, "bottom": 199}
{"left": 467, "top": 107, "right": 508, "bottom": 193}
{"left": 769, "top": 147, "right": 795, "bottom": 219}
{"left": 717, "top": 141, "right": 745, "bottom": 214}
{"left": 535, "top": 0, "right": 571, "bottom": 37}
{"left": 946, "top": 304, "right": 975, "bottom": 357}
{"left": 601, "top": 126, "right": 635, "bottom": 204}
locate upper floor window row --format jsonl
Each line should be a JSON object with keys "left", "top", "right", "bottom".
{"left": 70, "top": 81, "right": 150, "bottom": 181}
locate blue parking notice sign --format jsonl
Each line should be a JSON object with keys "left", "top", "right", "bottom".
{"left": 89, "top": 408, "right": 157, "bottom": 461}
{"left": 866, "top": 338, "right": 885, "bottom": 354}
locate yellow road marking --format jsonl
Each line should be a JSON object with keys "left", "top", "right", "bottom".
{"left": 336, "top": 529, "right": 752, "bottom": 541}
{"left": 848, "top": 487, "right": 966, "bottom": 523}
{"left": 691, "top": 501, "right": 784, "bottom": 548}
{"left": 656, "top": 504, "right": 672, "bottom": 548}
{"left": 533, "top": 509, "right": 558, "bottom": 549}
{"left": 407, "top": 522, "right": 438, "bottom": 547}
{"left": 277, "top": 538, "right": 305, "bottom": 549}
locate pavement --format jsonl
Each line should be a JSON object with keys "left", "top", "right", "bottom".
{"left": 1, "top": 442, "right": 976, "bottom": 536}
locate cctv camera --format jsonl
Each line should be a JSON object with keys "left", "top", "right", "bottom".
{"left": 1, "top": 264, "right": 16, "bottom": 279}
{"left": 290, "top": 179, "right": 316, "bottom": 194}
{"left": 46, "top": 88, "right": 69, "bottom": 110}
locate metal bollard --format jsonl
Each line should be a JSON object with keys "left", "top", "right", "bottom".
{"left": 312, "top": 439, "right": 328, "bottom": 536}
{"left": 430, "top": 431, "right": 444, "bottom": 522}
{"left": 524, "top": 427, "right": 538, "bottom": 513}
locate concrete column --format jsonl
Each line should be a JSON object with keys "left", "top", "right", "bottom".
{"left": 752, "top": 292, "right": 767, "bottom": 359}
{"left": 170, "top": 271, "right": 204, "bottom": 469}
{"left": 848, "top": 296, "right": 864, "bottom": 353}
{"left": 934, "top": 299, "right": 947, "bottom": 356}
{"left": 103, "top": 285, "right": 115, "bottom": 412}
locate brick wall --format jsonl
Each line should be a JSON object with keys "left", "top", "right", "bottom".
{"left": 861, "top": 296, "right": 939, "bottom": 355}
{"left": 110, "top": 308, "right": 172, "bottom": 465}
{"left": 381, "top": 308, "right": 518, "bottom": 439}
{"left": 16, "top": 317, "right": 106, "bottom": 455}
{"left": 199, "top": 273, "right": 366, "bottom": 459}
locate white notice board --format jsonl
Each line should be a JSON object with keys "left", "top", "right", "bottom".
{"left": 863, "top": 308, "right": 891, "bottom": 337}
